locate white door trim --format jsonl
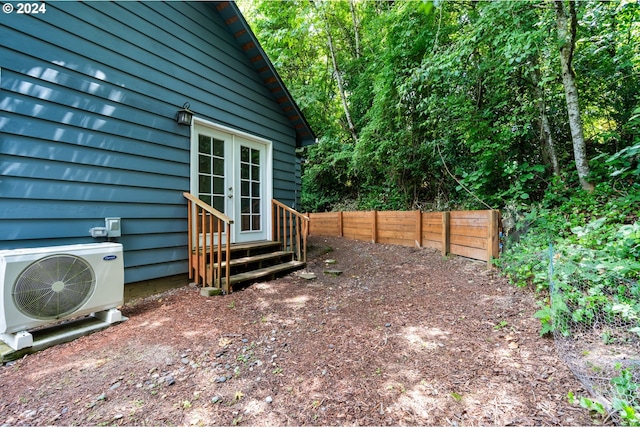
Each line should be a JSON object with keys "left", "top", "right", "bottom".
{"left": 191, "top": 117, "right": 272, "bottom": 146}
{"left": 189, "top": 117, "right": 273, "bottom": 242}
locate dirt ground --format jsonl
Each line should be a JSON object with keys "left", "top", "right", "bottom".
{"left": 0, "top": 236, "right": 596, "bottom": 426}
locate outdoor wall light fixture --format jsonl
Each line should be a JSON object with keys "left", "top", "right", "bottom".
{"left": 175, "top": 102, "right": 193, "bottom": 125}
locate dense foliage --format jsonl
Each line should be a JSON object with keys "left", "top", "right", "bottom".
{"left": 240, "top": 0, "right": 638, "bottom": 213}
{"left": 498, "top": 132, "right": 639, "bottom": 423}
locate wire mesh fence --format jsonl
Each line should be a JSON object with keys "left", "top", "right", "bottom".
{"left": 549, "top": 245, "right": 640, "bottom": 424}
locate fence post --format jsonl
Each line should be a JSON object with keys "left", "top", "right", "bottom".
{"left": 338, "top": 211, "right": 343, "bottom": 237}
{"left": 272, "top": 204, "right": 276, "bottom": 241}
{"left": 415, "top": 210, "right": 422, "bottom": 248}
{"left": 487, "top": 210, "right": 500, "bottom": 268}
{"left": 441, "top": 211, "right": 450, "bottom": 257}
{"left": 371, "top": 210, "right": 378, "bottom": 243}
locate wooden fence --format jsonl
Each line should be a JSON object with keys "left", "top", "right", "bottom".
{"left": 308, "top": 210, "right": 501, "bottom": 265}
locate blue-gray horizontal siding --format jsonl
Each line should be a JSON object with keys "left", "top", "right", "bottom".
{"left": 0, "top": 1, "right": 300, "bottom": 284}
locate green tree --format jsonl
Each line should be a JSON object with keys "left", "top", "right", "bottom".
{"left": 240, "top": 0, "right": 639, "bottom": 212}
{"left": 555, "top": 0, "right": 593, "bottom": 191}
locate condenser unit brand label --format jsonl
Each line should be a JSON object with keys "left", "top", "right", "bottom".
{"left": 103, "top": 255, "right": 118, "bottom": 261}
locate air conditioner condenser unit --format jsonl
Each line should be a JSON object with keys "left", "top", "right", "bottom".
{"left": 0, "top": 242, "right": 125, "bottom": 350}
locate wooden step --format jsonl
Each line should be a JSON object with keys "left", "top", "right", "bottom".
{"left": 212, "top": 251, "right": 293, "bottom": 269}
{"left": 221, "top": 241, "right": 282, "bottom": 253}
{"left": 220, "top": 260, "right": 305, "bottom": 287}
{"left": 195, "top": 240, "right": 282, "bottom": 257}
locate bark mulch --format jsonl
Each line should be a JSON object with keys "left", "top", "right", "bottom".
{"left": 0, "top": 235, "right": 595, "bottom": 425}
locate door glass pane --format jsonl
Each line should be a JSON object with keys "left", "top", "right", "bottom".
{"left": 198, "top": 133, "right": 225, "bottom": 215}
{"left": 213, "top": 138, "right": 224, "bottom": 157}
{"left": 213, "top": 196, "right": 225, "bottom": 212}
{"left": 199, "top": 175, "right": 211, "bottom": 193}
{"left": 241, "top": 215, "right": 250, "bottom": 231}
{"left": 199, "top": 156, "right": 211, "bottom": 174}
{"left": 239, "top": 145, "right": 261, "bottom": 232}
{"left": 213, "top": 158, "right": 224, "bottom": 174}
{"left": 241, "top": 181, "right": 250, "bottom": 197}
{"left": 198, "top": 135, "right": 211, "bottom": 153}
{"left": 241, "top": 198, "right": 250, "bottom": 213}
{"left": 213, "top": 177, "right": 224, "bottom": 194}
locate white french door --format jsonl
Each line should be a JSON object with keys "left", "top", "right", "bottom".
{"left": 191, "top": 120, "right": 272, "bottom": 243}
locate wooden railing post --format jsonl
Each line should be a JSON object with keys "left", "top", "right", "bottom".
{"left": 295, "top": 215, "right": 302, "bottom": 260}
{"left": 195, "top": 204, "right": 201, "bottom": 282}
{"left": 302, "top": 219, "right": 308, "bottom": 262}
{"left": 215, "top": 218, "right": 222, "bottom": 288}
{"left": 224, "top": 222, "right": 231, "bottom": 293}
{"left": 277, "top": 205, "right": 282, "bottom": 243}
{"left": 272, "top": 204, "right": 277, "bottom": 244}
{"left": 288, "top": 210, "right": 293, "bottom": 252}
{"left": 186, "top": 200, "right": 193, "bottom": 280}
{"left": 207, "top": 212, "right": 213, "bottom": 285}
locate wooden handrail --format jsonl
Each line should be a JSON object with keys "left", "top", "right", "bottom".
{"left": 272, "top": 199, "right": 309, "bottom": 262}
{"left": 272, "top": 199, "right": 310, "bottom": 221}
{"left": 183, "top": 192, "right": 233, "bottom": 293}
{"left": 183, "top": 192, "right": 233, "bottom": 224}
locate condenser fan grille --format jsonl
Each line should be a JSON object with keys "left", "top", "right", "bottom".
{"left": 12, "top": 254, "right": 96, "bottom": 320}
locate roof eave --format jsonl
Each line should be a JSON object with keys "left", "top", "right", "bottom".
{"left": 216, "top": 1, "right": 316, "bottom": 148}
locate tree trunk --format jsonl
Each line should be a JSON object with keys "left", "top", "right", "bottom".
{"left": 555, "top": 0, "right": 594, "bottom": 191}
{"left": 540, "top": 112, "right": 561, "bottom": 177}
{"left": 531, "top": 68, "right": 561, "bottom": 176}
{"left": 312, "top": 0, "right": 359, "bottom": 144}
{"left": 349, "top": 0, "right": 360, "bottom": 59}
